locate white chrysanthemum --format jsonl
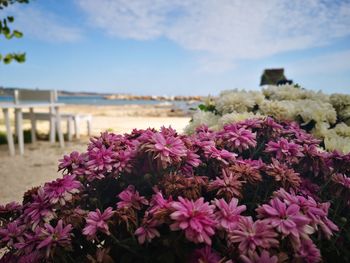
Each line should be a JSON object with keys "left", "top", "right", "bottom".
{"left": 324, "top": 134, "right": 350, "bottom": 154}
{"left": 217, "top": 111, "right": 265, "bottom": 128}
{"left": 259, "top": 100, "right": 297, "bottom": 120}
{"left": 184, "top": 111, "right": 220, "bottom": 134}
{"left": 338, "top": 106, "right": 350, "bottom": 122}
{"left": 215, "top": 89, "right": 263, "bottom": 114}
{"left": 296, "top": 100, "right": 337, "bottom": 125}
{"left": 262, "top": 85, "right": 329, "bottom": 102}
{"left": 333, "top": 122, "right": 350, "bottom": 137}
{"left": 330, "top": 93, "right": 350, "bottom": 109}
{"left": 311, "top": 122, "right": 331, "bottom": 138}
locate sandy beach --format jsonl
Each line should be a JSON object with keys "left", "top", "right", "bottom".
{"left": 0, "top": 104, "right": 191, "bottom": 204}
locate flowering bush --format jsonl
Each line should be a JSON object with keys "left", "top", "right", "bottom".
{"left": 186, "top": 85, "right": 350, "bottom": 153}
{"left": 1, "top": 118, "right": 350, "bottom": 262}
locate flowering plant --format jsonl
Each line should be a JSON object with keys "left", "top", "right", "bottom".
{"left": 187, "top": 85, "right": 350, "bottom": 153}
{"left": 1, "top": 118, "right": 349, "bottom": 262}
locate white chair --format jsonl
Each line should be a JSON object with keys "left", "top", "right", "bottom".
{"left": 14, "top": 89, "right": 92, "bottom": 143}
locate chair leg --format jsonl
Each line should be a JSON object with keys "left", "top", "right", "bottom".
{"left": 87, "top": 117, "right": 92, "bottom": 136}
{"left": 3, "top": 109, "right": 15, "bottom": 156}
{"left": 15, "top": 109, "right": 24, "bottom": 155}
{"left": 49, "top": 107, "right": 56, "bottom": 143}
{"left": 67, "top": 118, "right": 73, "bottom": 141}
{"left": 74, "top": 116, "right": 80, "bottom": 139}
{"left": 55, "top": 106, "right": 65, "bottom": 148}
{"left": 29, "top": 108, "right": 37, "bottom": 143}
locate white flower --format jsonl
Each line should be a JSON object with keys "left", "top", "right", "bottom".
{"left": 333, "top": 122, "right": 350, "bottom": 137}
{"left": 217, "top": 111, "right": 265, "bottom": 128}
{"left": 215, "top": 89, "right": 263, "bottom": 114}
{"left": 262, "top": 84, "right": 329, "bottom": 102}
{"left": 184, "top": 111, "right": 220, "bottom": 134}
{"left": 311, "top": 122, "right": 330, "bottom": 138}
{"left": 259, "top": 100, "right": 297, "bottom": 120}
{"left": 324, "top": 133, "right": 350, "bottom": 154}
{"left": 296, "top": 100, "right": 337, "bottom": 124}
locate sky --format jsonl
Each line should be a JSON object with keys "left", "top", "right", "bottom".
{"left": 0, "top": 0, "right": 350, "bottom": 96}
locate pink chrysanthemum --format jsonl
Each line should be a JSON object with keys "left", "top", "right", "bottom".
{"left": 43, "top": 175, "right": 81, "bottom": 205}
{"left": 144, "top": 132, "right": 187, "bottom": 169}
{"left": 23, "top": 188, "right": 55, "bottom": 228}
{"left": 135, "top": 219, "right": 160, "bottom": 244}
{"left": 212, "top": 198, "right": 246, "bottom": 231}
{"left": 189, "top": 246, "right": 221, "bottom": 263}
{"left": 117, "top": 185, "right": 148, "bottom": 210}
{"left": 265, "top": 138, "right": 304, "bottom": 163}
{"left": 113, "top": 149, "right": 135, "bottom": 174}
{"left": 83, "top": 207, "right": 114, "bottom": 239}
{"left": 58, "top": 151, "right": 85, "bottom": 172}
{"left": 170, "top": 197, "right": 215, "bottom": 245}
{"left": 295, "top": 238, "right": 321, "bottom": 263}
{"left": 332, "top": 173, "right": 350, "bottom": 189}
{"left": 265, "top": 159, "right": 301, "bottom": 188}
{"left": 240, "top": 250, "right": 278, "bottom": 263}
{"left": 229, "top": 216, "right": 279, "bottom": 254}
{"left": 0, "top": 220, "right": 25, "bottom": 247}
{"left": 256, "top": 197, "right": 312, "bottom": 238}
{"left": 218, "top": 124, "right": 257, "bottom": 152}
{"left": 86, "top": 145, "right": 115, "bottom": 172}
{"left": 208, "top": 169, "right": 245, "bottom": 199}
{"left": 37, "top": 220, "right": 73, "bottom": 258}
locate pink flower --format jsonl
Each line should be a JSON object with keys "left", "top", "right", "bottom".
{"left": 135, "top": 219, "right": 160, "bottom": 244}
{"left": 37, "top": 220, "right": 73, "bottom": 258}
{"left": 256, "top": 198, "right": 312, "bottom": 238}
{"left": 113, "top": 149, "right": 135, "bottom": 174}
{"left": 43, "top": 175, "right": 81, "bottom": 205}
{"left": 218, "top": 124, "right": 257, "bottom": 152}
{"left": 332, "top": 173, "right": 350, "bottom": 189}
{"left": 83, "top": 207, "right": 114, "bottom": 239}
{"left": 295, "top": 238, "right": 321, "bottom": 263}
{"left": 265, "top": 159, "right": 301, "bottom": 188}
{"left": 23, "top": 188, "right": 55, "bottom": 228}
{"left": 212, "top": 198, "right": 246, "bottom": 231}
{"left": 265, "top": 138, "right": 304, "bottom": 163}
{"left": 240, "top": 250, "right": 278, "bottom": 263}
{"left": 144, "top": 132, "right": 187, "bottom": 169}
{"left": 229, "top": 217, "right": 278, "bottom": 254}
{"left": 0, "top": 201, "right": 22, "bottom": 215}
{"left": 117, "top": 185, "right": 148, "bottom": 210}
{"left": 197, "top": 140, "right": 237, "bottom": 165}
{"left": 189, "top": 246, "right": 221, "bottom": 263}
{"left": 149, "top": 191, "right": 172, "bottom": 215}
{"left": 86, "top": 145, "right": 115, "bottom": 172}
{"left": 208, "top": 169, "right": 245, "bottom": 199}
{"left": 0, "top": 220, "right": 25, "bottom": 247}
{"left": 170, "top": 197, "right": 216, "bottom": 245}
{"left": 58, "top": 151, "right": 84, "bottom": 172}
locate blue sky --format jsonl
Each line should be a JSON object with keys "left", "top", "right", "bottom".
{"left": 1, "top": 0, "right": 350, "bottom": 95}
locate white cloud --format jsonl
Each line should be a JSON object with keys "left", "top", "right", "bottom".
{"left": 5, "top": 5, "right": 82, "bottom": 43}
{"left": 287, "top": 50, "right": 350, "bottom": 76}
{"left": 77, "top": 0, "right": 350, "bottom": 70}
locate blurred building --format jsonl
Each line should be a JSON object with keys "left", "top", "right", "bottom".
{"left": 260, "top": 68, "right": 293, "bottom": 86}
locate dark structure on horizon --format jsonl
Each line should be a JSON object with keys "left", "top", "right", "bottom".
{"left": 260, "top": 68, "right": 293, "bottom": 86}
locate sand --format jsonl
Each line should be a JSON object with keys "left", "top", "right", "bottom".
{"left": 0, "top": 104, "right": 191, "bottom": 204}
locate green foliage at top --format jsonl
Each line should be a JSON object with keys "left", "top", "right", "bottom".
{"left": 0, "top": 0, "right": 29, "bottom": 64}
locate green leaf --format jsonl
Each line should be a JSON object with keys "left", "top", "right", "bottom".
{"left": 3, "top": 54, "right": 13, "bottom": 64}
{"left": 14, "top": 53, "right": 26, "bottom": 63}
{"left": 7, "top": 16, "right": 14, "bottom": 22}
{"left": 13, "top": 30, "right": 23, "bottom": 38}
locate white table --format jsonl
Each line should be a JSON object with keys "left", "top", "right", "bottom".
{"left": 0, "top": 103, "right": 65, "bottom": 156}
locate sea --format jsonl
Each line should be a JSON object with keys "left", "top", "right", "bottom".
{"left": 0, "top": 95, "right": 198, "bottom": 112}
